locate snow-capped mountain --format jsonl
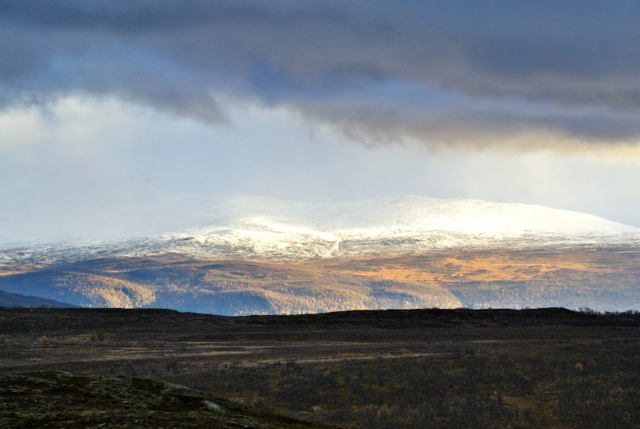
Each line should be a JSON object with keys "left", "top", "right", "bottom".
{"left": 132, "top": 195, "right": 640, "bottom": 259}
{"left": 2, "top": 195, "right": 640, "bottom": 264}
{"left": 2, "top": 196, "right": 640, "bottom": 315}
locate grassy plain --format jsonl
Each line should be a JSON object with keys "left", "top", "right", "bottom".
{"left": 1, "top": 307, "right": 640, "bottom": 428}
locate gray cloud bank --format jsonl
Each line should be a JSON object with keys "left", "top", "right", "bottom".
{"left": 2, "top": 0, "right": 640, "bottom": 149}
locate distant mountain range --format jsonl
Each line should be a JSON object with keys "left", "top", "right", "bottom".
{"left": 0, "top": 290, "right": 75, "bottom": 308}
{"left": 1, "top": 196, "right": 640, "bottom": 314}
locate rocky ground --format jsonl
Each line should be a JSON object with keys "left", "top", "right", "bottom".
{"left": 0, "top": 371, "right": 334, "bottom": 429}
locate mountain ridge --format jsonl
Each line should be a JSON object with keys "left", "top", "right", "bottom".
{"left": 2, "top": 196, "right": 640, "bottom": 315}
{"left": 2, "top": 196, "right": 639, "bottom": 265}
{"left": 0, "top": 290, "right": 77, "bottom": 308}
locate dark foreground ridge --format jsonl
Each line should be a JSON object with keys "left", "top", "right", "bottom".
{"left": 0, "top": 371, "right": 333, "bottom": 429}
{"left": 2, "top": 306, "right": 640, "bottom": 333}
{"left": 242, "top": 306, "right": 640, "bottom": 327}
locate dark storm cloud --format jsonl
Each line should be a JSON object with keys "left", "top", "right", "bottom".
{"left": 2, "top": 0, "right": 640, "bottom": 147}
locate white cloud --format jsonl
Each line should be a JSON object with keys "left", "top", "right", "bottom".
{"left": 1, "top": 95, "right": 640, "bottom": 245}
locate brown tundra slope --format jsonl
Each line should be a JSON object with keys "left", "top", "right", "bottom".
{"left": 1, "top": 247, "right": 640, "bottom": 314}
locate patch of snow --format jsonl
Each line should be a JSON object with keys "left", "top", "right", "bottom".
{"left": 203, "top": 400, "right": 222, "bottom": 412}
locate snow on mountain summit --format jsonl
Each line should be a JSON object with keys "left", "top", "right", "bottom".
{"left": 2, "top": 196, "right": 639, "bottom": 265}
{"left": 145, "top": 196, "right": 640, "bottom": 259}
{"left": 343, "top": 195, "right": 636, "bottom": 235}
{"left": 191, "top": 195, "right": 636, "bottom": 233}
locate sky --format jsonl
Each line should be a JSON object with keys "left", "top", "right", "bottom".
{"left": 1, "top": 1, "right": 640, "bottom": 243}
